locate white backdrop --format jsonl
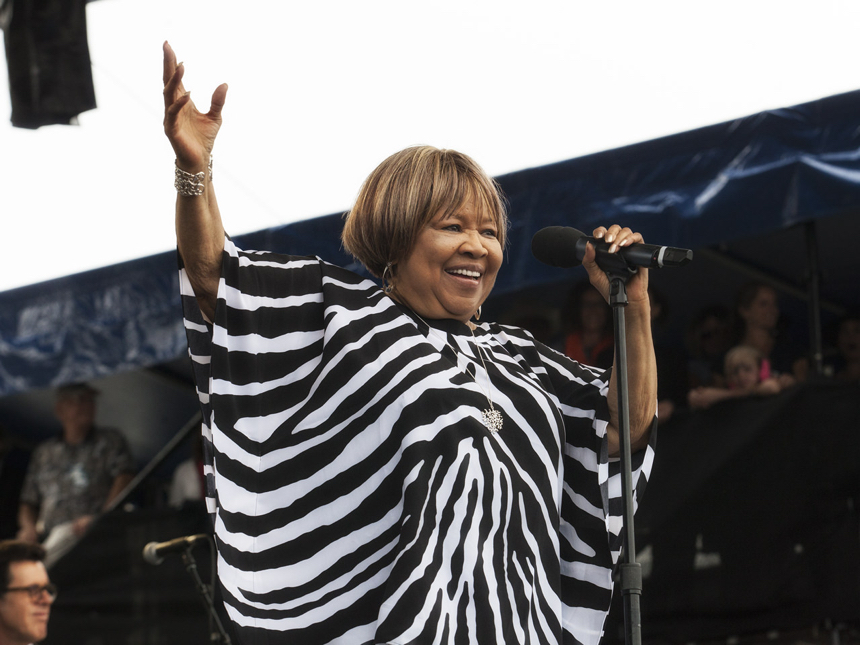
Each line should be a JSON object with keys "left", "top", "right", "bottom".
{"left": 1, "top": 0, "right": 859, "bottom": 292}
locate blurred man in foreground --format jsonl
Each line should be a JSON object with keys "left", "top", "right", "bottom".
{"left": 0, "top": 540, "right": 54, "bottom": 644}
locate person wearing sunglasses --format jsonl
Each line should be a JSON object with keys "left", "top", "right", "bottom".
{"left": 0, "top": 541, "right": 55, "bottom": 645}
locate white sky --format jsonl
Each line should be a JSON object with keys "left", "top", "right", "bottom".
{"left": 1, "top": 0, "right": 859, "bottom": 292}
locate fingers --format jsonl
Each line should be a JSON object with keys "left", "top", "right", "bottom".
{"left": 162, "top": 41, "right": 176, "bottom": 86}
{"left": 163, "top": 65, "right": 186, "bottom": 107}
{"left": 582, "top": 240, "right": 596, "bottom": 265}
{"left": 209, "top": 83, "right": 228, "bottom": 117}
{"left": 162, "top": 42, "right": 186, "bottom": 103}
{"left": 162, "top": 43, "right": 227, "bottom": 120}
{"left": 165, "top": 91, "right": 193, "bottom": 123}
{"left": 581, "top": 241, "right": 611, "bottom": 301}
{"left": 592, "top": 224, "right": 644, "bottom": 253}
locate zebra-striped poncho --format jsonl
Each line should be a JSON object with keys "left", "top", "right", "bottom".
{"left": 180, "top": 237, "right": 655, "bottom": 645}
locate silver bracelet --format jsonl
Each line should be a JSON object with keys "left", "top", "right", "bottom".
{"left": 174, "top": 157, "right": 213, "bottom": 197}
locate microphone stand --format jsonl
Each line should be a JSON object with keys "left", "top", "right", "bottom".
{"left": 607, "top": 270, "right": 643, "bottom": 645}
{"left": 180, "top": 543, "right": 232, "bottom": 644}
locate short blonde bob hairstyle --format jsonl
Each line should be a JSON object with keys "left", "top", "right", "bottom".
{"left": 342, "top": 146, "right": 509, "bottom": 278}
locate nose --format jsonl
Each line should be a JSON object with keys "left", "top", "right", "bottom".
{"left": 459, "top": 229, "right": 488, "bottom": 257}
{"left": 36, "top": 586, "right": 57, "bottom": 604}
{"left": 35, "top": 593, "right": 53, "bottom": 606}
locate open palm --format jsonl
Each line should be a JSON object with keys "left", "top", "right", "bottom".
{"left": 162, "top": 41, "right": 228, "bottom": 170}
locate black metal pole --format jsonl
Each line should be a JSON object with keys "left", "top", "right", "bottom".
{"left": 805, "top": 221, "right": 824, "bottom": 377}
{"left": 608, "top": 275, "right": 642, "bottom": 645}
{"left": 182, "top": 544, "right": 232, "bottom": 644}
{"left": 105, "top": 410, "right": 202, "bottom": 513}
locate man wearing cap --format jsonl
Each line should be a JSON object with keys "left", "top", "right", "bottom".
{"left": 0, "top": 541, "right": 54, "bottom": 645}
{"left": 17, "top": 384, "right": 135, "bottom": 566}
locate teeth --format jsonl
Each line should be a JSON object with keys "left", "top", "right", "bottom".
{"left": 448, "top": 269, "right": 481, "bottom": 278}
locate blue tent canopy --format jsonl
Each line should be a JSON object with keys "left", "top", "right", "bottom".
{"left": 2, "top": 89, "right": 860, "bottom": 396}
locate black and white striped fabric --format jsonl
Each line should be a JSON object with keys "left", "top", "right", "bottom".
{"left": 180, "top": 237, "right": 655, "bottom": 645}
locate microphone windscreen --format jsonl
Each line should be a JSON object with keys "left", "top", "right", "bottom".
{"left": 142, "top": 542, "right": 163, "bottom": 565}
{"left": 531, "top": 226, "right": 585, "bottom": 268}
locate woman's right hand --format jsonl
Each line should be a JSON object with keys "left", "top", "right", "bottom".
{"left": 162, "top": 41, "right": 228, "bottom": 171}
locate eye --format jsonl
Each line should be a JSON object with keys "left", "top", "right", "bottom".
{"left": 482, "top": 228, "right": 498, "bottom": 238}
{"left": 443, "top": 224, "right": 462, "bottom": 232}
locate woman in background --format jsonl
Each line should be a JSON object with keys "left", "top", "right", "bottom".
{"left": 734, "top": 282, "right": 806, "bottom": 383}
{"left": 562, "top": 280, "right": 615, "bottom": 370}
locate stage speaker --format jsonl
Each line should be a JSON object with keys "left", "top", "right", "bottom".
{"left": 2, "top": 0, "right": 97, "bottom": 128}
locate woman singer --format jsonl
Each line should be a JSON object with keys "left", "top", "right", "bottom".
{"left": 163, "top": 41, "right": 657, "bottom": 645}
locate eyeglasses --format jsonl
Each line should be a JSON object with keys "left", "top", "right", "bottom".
{"left": 3, "top": 583, "right": 58, "bottom": 601}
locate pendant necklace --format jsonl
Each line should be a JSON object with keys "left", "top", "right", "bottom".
{"left": 468, "top": 326, "right": 504, "bottom": 432}
{"left": 411, "top": 311, "right": 504, "bottom": 433}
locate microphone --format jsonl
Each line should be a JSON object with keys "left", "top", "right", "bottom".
{"left": 531, "top": 226, "right": 692, "bottom": 271}
{"left": 142, "top": 534, "right": 209, "bottom": 565}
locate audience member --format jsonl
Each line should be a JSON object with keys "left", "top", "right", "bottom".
{"left": 561, "top": 280, "right": 614, "bottom": 369}
{"left": 688, "top": 345, "right": 786, "bottom": 410}
{"left": 0, "top": 428, "right": 30, "bottom": 540}
{"left": 0, "top": 540, "right": 54, "bottom": 645}
{"left": 734, "top": 281, "right": 807, "bottom": 382}
{"left": 17, "top": 383, "right": 135, "bottom": 567}
{"left": 498, "top": 296, "right": 562, "bottom": 350}
{"left": 685, "top": 305, "right": 734, "bottom": 388}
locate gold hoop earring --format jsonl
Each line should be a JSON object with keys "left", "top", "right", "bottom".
{"left": 474, "top": 306, "right": 482, "bottom": 321}
{"left": 382, "top": 262, "right": 394, "bottom": 294}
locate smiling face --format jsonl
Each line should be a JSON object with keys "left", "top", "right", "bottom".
{"left": 392, "top": 196, "right": 502, "bottom": 323}
{"left": 341, "top": 146, "right": 508, "bottom": 285}
{"left": 0, "top": 561, "right": 53, "bottom": 645}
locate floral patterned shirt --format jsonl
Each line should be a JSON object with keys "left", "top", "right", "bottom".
{"left": 20, "top": 427, "right": 134, "bottom": 533}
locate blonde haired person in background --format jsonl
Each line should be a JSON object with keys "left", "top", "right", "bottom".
{"left": 688, "top": 345, "right": 787, "bottom": 410}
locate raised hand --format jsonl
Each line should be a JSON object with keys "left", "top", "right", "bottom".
{"left": 162, "top": 41, "right": 228, "bottom": 171}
